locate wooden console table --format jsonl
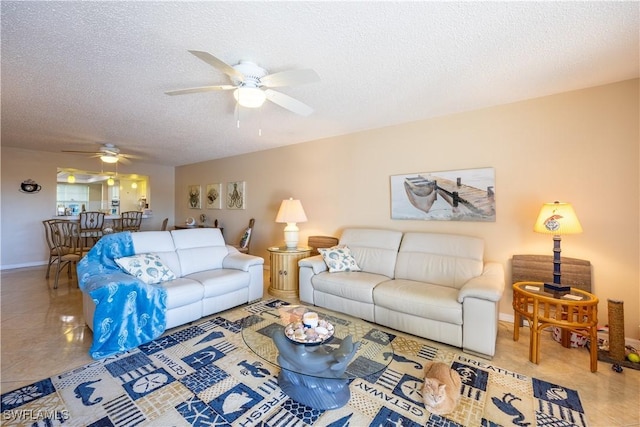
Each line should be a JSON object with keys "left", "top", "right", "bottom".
{"left": 512, "top": 281, "right": 599, "bottom": 372}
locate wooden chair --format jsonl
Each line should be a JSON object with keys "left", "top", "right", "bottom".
{"left": 78, "top": 211, "right": 105, "bottom": 256}
{"left": 48, "top": 220, "right": 82, "bottom": 289}
{"left": 120, "top": 211, "right": 143, "bottom": 232}
{"left": 233, "top": 218, "right": 255, "bottom": 254}
{"left": 160, "top": 217, "right": 169, "bottom": 231}
{"left": 308, "top": 235, "right": 339, "bottom": 256}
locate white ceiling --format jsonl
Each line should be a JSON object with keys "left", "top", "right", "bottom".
{"left": 2, "top": 1, "right": 638, "bottom": 167}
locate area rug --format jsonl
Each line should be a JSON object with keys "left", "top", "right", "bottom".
{"left": 1, "top": 299, "right": 588, "bottom": 426}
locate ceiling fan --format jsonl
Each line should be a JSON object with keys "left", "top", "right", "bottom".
{"left": 166, "top": 50, "right": 320, "bottom": 116}
{"left": 62, "top": 144, "right": 139, "bottom": 164}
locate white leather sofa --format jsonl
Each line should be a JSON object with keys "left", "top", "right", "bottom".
{"left": 83, "top": 228, "right": 264, "bottom": 332}
{"left": 299, "top": 228, "right": 505, "bottom": 358}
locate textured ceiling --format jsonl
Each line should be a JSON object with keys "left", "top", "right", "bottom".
{"left": 2, "top": 1, "right": 638, "bottom": 166}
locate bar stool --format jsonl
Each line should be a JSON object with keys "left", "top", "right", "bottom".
{"left": 48, "top": 220, "right": 82, "bottom": 289}
{"left": 120, "top": 211, "right": 143, "bottom": 232}
{"left": 78, "top": 211, "right": 105, "bottom": 255}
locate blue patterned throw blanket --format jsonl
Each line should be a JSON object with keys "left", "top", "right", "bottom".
{"left": 78, "top": 232, "right": 167, "bottom": 359}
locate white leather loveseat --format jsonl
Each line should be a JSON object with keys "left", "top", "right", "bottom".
{"left": 80, "top": 228, "right": 263, "bottom": 358}
{"left": 298, "top": 228, "right": 505, "bottom": 358}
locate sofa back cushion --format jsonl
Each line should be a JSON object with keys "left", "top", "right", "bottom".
{"left": 339, "top": 228, "right": 403, "bottom": 278}
{"left": 395, "top": 232, "right": 484, "bottom": 289}
{"left": 131, "top": 231, "right": 182, "bottom": 277}
{"left": 171, "top": 228, "right": 229, "bottom": 275}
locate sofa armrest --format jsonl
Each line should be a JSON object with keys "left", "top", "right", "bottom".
{"left": 298, "top": 255, "right": 327, "bottom": 304}
{"left": 298, "top": 255, "right": 328, "bottom": 274}
{"left": 457, "top": 262, "right": 505, "bottom": 303}
{"left": 223, "top": 252, "right": 264, "bottom": 272}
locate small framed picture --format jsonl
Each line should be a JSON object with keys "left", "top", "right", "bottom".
{"left": 227, "top": 181, "right": 245, "bottom": 209}
{"left": 206, "top": 183, "right": 222, "bottom": 209}
{"left": 188, "top": 184, "right": 201, "bottom": 209}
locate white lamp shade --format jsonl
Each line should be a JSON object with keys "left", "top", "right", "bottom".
{"left": 533, "top": 201, "right": 583, "bottom": 235}
{"left": 275, "top": 198, "right": 307, "bottom": 223}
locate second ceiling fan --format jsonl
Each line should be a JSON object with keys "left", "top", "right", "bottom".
{"left": 166, "top": 50, "right": 320, "bottom": 116}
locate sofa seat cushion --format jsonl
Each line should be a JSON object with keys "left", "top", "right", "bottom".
{"left": 373, "top": 279, "right": 463, "bottom": 325}
{"left": 157, "top": 277, "right": 203, "bottom": 310}
{"left": 186, "top": 269, "right": 249, "bottom": 298}
{"left": 312, "top": 271, "right": 389, "bottom": 304}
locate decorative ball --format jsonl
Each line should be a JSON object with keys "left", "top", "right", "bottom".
{"left": 627, "top": 353, "right": 640, "bottom": 363}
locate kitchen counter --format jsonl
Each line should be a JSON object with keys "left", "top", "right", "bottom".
{"left": 52, "top": 214, "right": 151, "bottom": 220}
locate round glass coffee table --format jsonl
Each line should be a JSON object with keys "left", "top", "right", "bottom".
{"left": 241, "top": 303, "right": 394, "bottom": 409}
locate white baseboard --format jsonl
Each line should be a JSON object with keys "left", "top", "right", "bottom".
{"left": 499, "top": 312, "right": 515, "bottom": 323}
{"left": 0, "top": 261, "right": 47, "bottom": 270}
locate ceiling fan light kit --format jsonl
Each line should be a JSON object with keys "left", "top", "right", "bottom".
{"left": 166, "top": 50, "right": 320, "bottom": 116}
{"left": 234, "top": 87, "right": 267, "bottom": 108}
{"left": 100, "top": 154, "right": 119, "bottom": 163}
{"left": 61, "top": 143, "right": 137, "bottom": 164}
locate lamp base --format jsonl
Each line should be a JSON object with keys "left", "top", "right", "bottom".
{"left": 544, "top": 282, "right": 571, "bottom": 297}
{"left": 283, "top": 223, "right": 299, "bottom": 249}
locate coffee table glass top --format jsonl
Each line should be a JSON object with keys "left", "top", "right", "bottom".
{"left": 241, "top": 302, "right": 394, "bottom": 379}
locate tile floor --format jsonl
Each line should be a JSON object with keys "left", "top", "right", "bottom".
{"left": 1, "top": 266, "right": 639, "bottom": 426}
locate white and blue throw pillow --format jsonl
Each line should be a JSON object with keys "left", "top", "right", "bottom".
{"left": 318, "top": 245, "right": 361, "bottom": 272}
{"left": 115, "top": 253, "right": 176, "bottom": 284}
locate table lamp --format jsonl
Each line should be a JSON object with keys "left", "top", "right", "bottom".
{"left": 533, "top": 201, "right": 583, "bottom": 295}
{"left": 275, "top": 198, "right": 307, "bottom": 249}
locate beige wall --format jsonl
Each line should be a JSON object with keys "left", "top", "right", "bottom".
{"left": 1, "top": 80, "right": 636, "bottom": 338}
{"left": 176, "top": 79, "right": 639, "bottom": 338}
{"left": 0, "top": 148, "right": 176, "bottom": 268}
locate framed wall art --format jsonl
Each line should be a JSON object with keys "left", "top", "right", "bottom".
{"left": 206, "top": 183, "right": 222, "bottom": 209}
{"left": 390, "top": 167, "right": 495, "bottom": 222}
{"left": 188, "top": 184, "right": 201, "bottom": 209}
{"left": 226, "top": 181, "right": 245, "bottom": 209}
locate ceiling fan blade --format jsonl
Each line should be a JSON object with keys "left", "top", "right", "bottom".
{"left": 261, "top": 69, "right": 320, "bottom": 88}
{"left": 165, "top": 85, "right": 236, "bottom": 96}
{"left": 188, "top": 50, "right": 244, "bottom": 81}
{"left": 62, "top": 150, "right": 101, "bottom": 154}
{"left": 118, "top": 156, "right": 131, "bottom": 165}
{"left": 264, "top": 89, "right": 314, "bottom": 116}
{"left": 121, "top": 153, "right": 143, "bottom": 160}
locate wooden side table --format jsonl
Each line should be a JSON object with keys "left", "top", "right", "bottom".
{"left": 267, "top": 246, "right": 311, "bottom": 298}
{"left": 512, "top": 281, "right": 599, "bottom": 372}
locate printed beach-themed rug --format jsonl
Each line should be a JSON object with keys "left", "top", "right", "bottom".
{"left": 2, "top": 299, "right": 588, "bottom": 426}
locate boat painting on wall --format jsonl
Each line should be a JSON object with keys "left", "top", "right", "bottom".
{"left": 390, "top": 167, "right": 495, "bottom": 221}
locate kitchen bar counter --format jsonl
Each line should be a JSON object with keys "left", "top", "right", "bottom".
{"left": 53, "top": 214, "right": 151, "bottom": 220}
